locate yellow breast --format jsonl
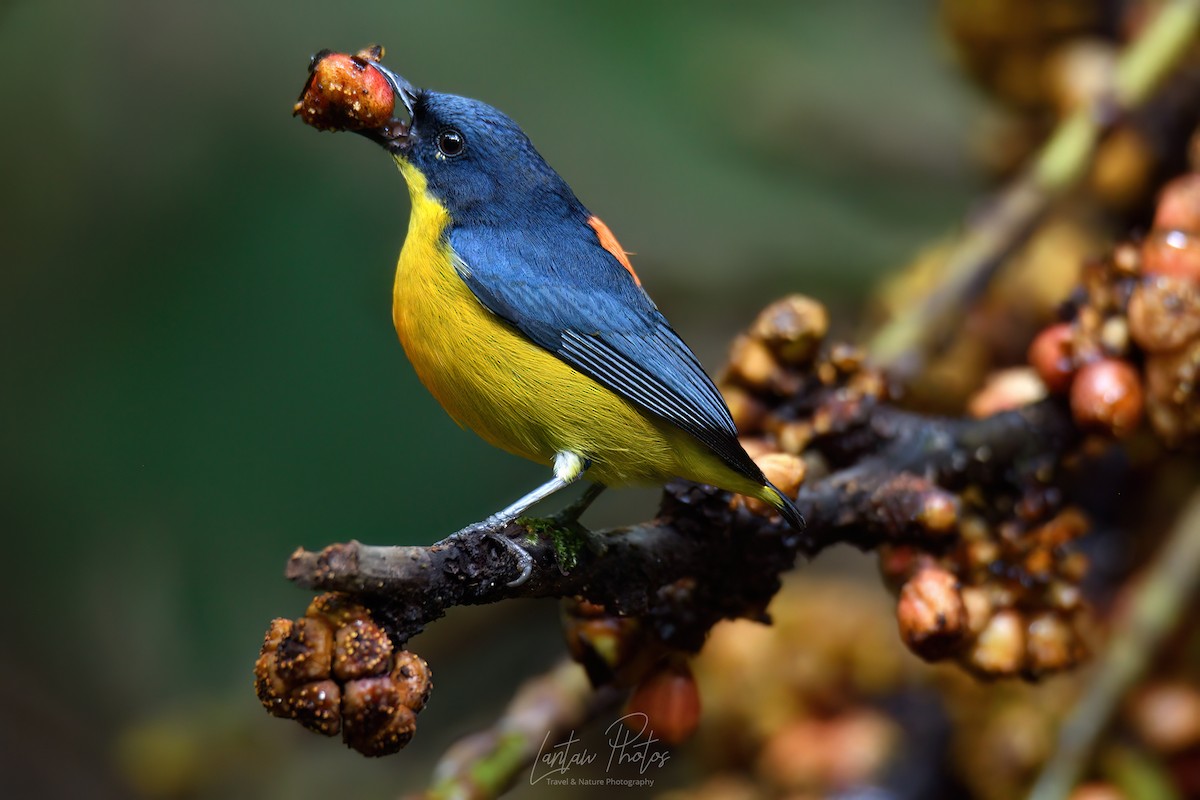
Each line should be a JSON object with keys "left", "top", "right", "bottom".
{"left": 389, "top": 158, "right": 765, "bottom": 497}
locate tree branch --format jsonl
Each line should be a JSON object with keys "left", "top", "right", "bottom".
{"left": 286, "top": 399, "right": 1076, "bottom": 649}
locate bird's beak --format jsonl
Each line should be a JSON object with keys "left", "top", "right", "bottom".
{"left": 360, "top": 61, "right": 418, "bottom": 156}
{"left": 369, "top": 61, "right": 418, "bottom": 118}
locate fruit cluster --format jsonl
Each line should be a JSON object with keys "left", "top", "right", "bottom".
{"left": 254, "top": 593, "right": 432, "bottom": 756}
{"left": 1028, "top": 174, "right": 1200, "bottom": 445}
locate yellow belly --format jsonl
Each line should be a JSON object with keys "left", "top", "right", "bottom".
{"left": 390, "top": 159, "right": 766, "bottom": 496}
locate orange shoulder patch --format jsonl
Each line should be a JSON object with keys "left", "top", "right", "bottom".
{"left": 588, "top": 215, "right": 641, "bottom": 286}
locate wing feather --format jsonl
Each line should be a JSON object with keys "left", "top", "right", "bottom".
{"left": 448, "top": 223, "right": 763, "bottom": 483}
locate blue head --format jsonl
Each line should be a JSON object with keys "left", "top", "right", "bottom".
{"left": 367, "top": 69, "right": 585, "bottom": 229}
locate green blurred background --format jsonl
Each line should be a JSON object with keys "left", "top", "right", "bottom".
{"left": 0, "top": 1, "right": 983, "bottom": 797}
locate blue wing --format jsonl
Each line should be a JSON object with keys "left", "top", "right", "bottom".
{"left": 448, "top": 220, "right": 764, "bottom": 484}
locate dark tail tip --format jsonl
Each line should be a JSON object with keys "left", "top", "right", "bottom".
{"left": 768, "top": 483, "right": 806, "bottom": 530}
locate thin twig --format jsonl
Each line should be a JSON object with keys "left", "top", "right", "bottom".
{"left": 868, "top": 0, "right": 1200, "bottom": 380}
{"left": 418, "top": 660, "right": 620, "bottom": 800}
{"left": 1027, "top": 487, "right": 1200, "bottom": 800}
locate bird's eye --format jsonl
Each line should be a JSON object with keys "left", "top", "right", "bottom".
{"left": 436, "top": 129, "right": 465, "bottom": 158}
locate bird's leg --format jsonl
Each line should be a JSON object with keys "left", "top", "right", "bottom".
{"left": 437, "top": 452, "right": 590, "bottom": 587}
{"left": 549, "top": 482, "right": 607, "bottom": 527}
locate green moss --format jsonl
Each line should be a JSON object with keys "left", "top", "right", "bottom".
{"left": 518, "top": 518, "right": 588, "bottom": 572}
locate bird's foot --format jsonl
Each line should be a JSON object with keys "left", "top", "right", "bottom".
{"left": 438, "top": 517, "right": 534, "bottom": 588}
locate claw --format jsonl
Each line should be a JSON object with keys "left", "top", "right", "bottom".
{"left": 436, "top": 522, "right": 535, "bottom": 587}
{"left": 434, "top": 463, "right": 596, "bottom": 587}
{"left": 485, "top": 532, "right": 534, "bottom": 587}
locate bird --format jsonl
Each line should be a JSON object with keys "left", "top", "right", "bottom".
{"left": 356, "top": 63, "right": 804, "bottom": 584}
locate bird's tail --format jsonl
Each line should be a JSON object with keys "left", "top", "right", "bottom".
{"left": 766, "top": 482, "right": 805, "bottom": 530}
